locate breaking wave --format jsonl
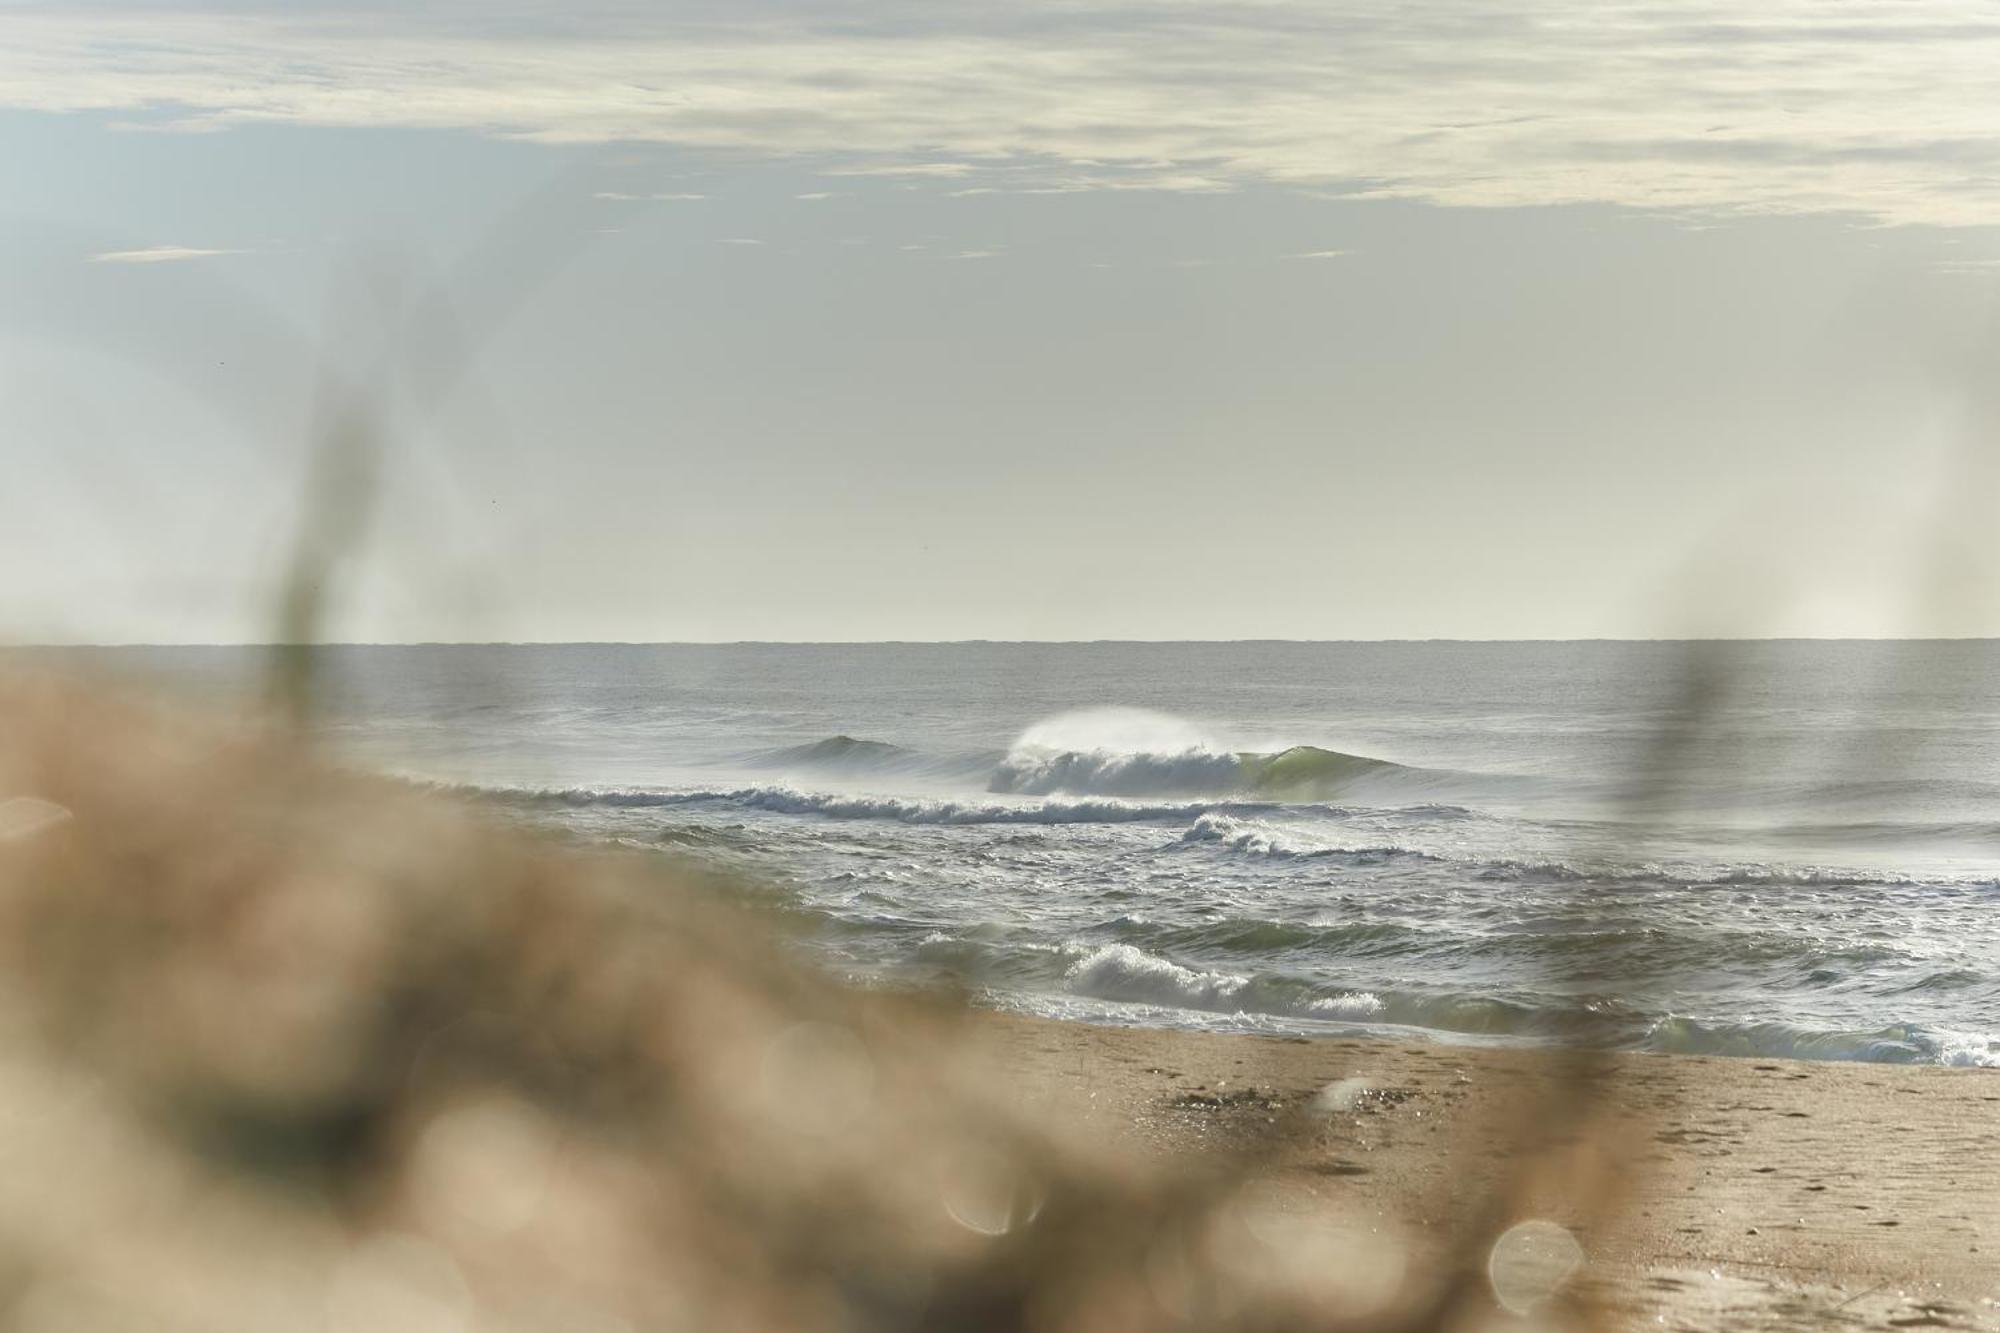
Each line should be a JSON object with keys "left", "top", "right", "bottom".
{"left": 1645, "top": 1016, "right": 2000, "bottom": 1067}
{"left": 1033, "top": 943, "right": 2000, "bottom": 1064}
{"left": 1175, "top": 812, "right": 1428, "bottom": 862}
{"left": 990, "top": 742, "right": 1416, "bottom": 798}
{"left": 1046, "top": 944, "right": 1649, "bottom": 1040}
{"left": 985, "top": 707, "right": 1428, "bottom": 799}
{"left": 726, "top": 718, "right": 1446, "bottom": 802}
{"left": 1059, "top": 944, "right": 1387, "bottom": 1020}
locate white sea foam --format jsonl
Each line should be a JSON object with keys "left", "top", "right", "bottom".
{"left": 1925, "top": 1029, "right": 2000, "bottom": 1068}
{"left": 1062, "top": 943, "right": 1250, "bottom": 1009}
{"left": 1059, "top": 944, "right": 1385, "bottom": 1022}
{"left": 983, "top": 707, "right": 1435, "bottom": 802}
{"left": 1007, "top": 708, "right": 1221, "bottom": 759}
{"left": 992, "top": 748, "right": 1247, "bottom": 797}
{"left": 1204, "top": 813, "right": 1379, "bottom": 863}
{"left": 1179, "top": 813, "right": 1298, "bottom": 856}
{"left": 989, "top": 707, "right": 1247, "bottom": 796}
{"left": 1307, "top": 991, "right": 1387, "bottom": 1018}
{"left": 1175, "top": 812, "right": 1416, "bottom": 861}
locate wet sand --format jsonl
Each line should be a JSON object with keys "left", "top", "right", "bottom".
{"left": 974, "top": 1014, "right": 2000, "bottom": 1330}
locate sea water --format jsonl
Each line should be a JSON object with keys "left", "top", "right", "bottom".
{"left": 45, "top": 641, "right": 2000, "bottom": 1065}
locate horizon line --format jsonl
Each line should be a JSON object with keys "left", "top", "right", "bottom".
{"left": 11, "top": 637, "right": 2000, "bottom": 649}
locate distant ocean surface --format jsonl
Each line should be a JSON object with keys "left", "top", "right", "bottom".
{"left": 40, "top": 641, "right": 2000, "bottom": 1066}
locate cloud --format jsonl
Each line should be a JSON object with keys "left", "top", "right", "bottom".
{"left": 794, "top": 191, "right": 838, "bottom": 200}
{"left": 11, "top": 2, "right": 2000, "bottom": 225}
{"left": 89, "top": 245, "right": 245, "bottom": 264}
{"left": 826, "top": 162, "right": 977, "bottom": 180}
{"left": 718, "top": 237, "right": 764, "bottom": 245}
{"left": 1288, "top": 249, "right": 1352, "bottom": 260}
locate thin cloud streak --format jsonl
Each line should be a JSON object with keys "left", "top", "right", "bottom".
{"left": 89, "top": 245, "right": 246, "bottom": 264}
{"left": 8, "top": 3, "right": 2000, "bottom": 224}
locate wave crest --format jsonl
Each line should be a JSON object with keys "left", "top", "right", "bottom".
{"left": 1645, "top": 1016, "right": 2000, "bottom": 1066}
{"left": 1176, "top": 812, "right": 1423, "bottom": 862}
{"left": 986, "top": 707, "right": 1415, "bottom": 799}
{"left": 1060, "top": 943, "right": 1385, "bottom": 1020}
{"left": 747, "top": 735, "right": 998, "bottom": 783}
{"left": 758, "top": 735, "right": 916, "bottom": 769}
{"left": 990, "top": 742, "right": 1410, "bottom": 799}
{"left": 991, "top": 748, "right": 1245, "bottom": 797}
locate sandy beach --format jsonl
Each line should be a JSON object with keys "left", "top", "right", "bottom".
{"left": 972, "top": 1014, "right": 2000, "bottom": 1330}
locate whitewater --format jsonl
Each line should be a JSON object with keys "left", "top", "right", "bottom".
{"left": 63, "top": 640, "right": 2000, "bottom": 1066}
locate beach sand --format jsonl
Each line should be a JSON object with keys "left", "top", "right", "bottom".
{"left": 972, "top": 1014, "right": 2000, "bottom": 1330}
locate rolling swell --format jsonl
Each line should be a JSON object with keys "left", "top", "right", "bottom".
{"left": 758, "top": 735, "right": 917, "bottom": 769}
{"left": 748, "top": 733, "right": 1448, "bottom": 800}
{"left": 471, "top": 781, "right": 1980, "bottom": 891}
{"left": 747, "top": 735, "right": 998, "bottom": 783}
{"left": 474, "top": 782, "right": 1318, "bottom": 826}
{"left": 711, "top": 727, "right": 1467, "bottom": 803}
{"left": 1170, "top": 812, "right": 1990, "bottom": 888}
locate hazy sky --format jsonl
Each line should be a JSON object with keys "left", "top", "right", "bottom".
{"left": 5, "top": 0, "right": 2000, "bottom": 641}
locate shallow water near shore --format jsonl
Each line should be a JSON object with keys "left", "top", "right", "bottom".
{"left": 36, "top": 640, "right": 2000, "bottom": 1066}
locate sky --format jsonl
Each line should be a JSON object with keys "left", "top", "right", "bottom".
{"left": 4, "top": 0, "right": 2000, "bottom": 642}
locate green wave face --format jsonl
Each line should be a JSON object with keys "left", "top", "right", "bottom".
{"left": 1244, "top": 745, "right": 1400, "bottom": 797}
{"left": 790, "top": 735, "right": 910, "bottom": 763}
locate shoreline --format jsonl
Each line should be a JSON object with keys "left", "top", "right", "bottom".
{"left": 956, "top": 988, "right": 2000, "bottom": 1071}
{"left": 968, "top": 1010, "right": 2000, "bottom": 1330}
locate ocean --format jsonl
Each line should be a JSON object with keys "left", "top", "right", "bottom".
{"left": 45, "top": 640, "right": 2000, "bottom": 1066}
